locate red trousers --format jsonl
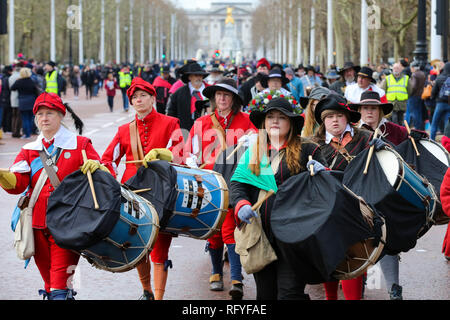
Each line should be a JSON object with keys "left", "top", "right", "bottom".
{"left": 33, "top": 229, "right": 80, "bottom": 293}
{"left": 149, "top": 232, "right": 172, "bottom": 263}
{"left": 207, "top": 208, "right": 236, "bottom": 249}
{"left": 323, "top": 276, "right": 364, "bottom": 300}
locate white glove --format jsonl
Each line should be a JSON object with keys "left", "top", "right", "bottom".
{"left": 238, "top": 133, "right": 258, "bottom": 148}
{"left": 186, "top": 154, "right": 199, "bottom": 168}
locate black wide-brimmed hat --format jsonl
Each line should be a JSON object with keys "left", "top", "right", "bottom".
{"left": 338, "top": 62, "right": 361, "bottom": 75}
{"left": 348, "top": 91, "right": 393, "bottom": 115}
{"left": 357, "top": 66, "right": 376, "bottom": 83}
{"left": 267, "top": 68, "right": 289, "bottom": 86}
{"left": 314, "top": 92, "right": 361, "bottom": 124}
{"left": 250, "top": 97, "right": 304, "bottom": 132}
{"left": 180, "top": 62, "right": 209, "bottom": 83}
{"left": 202, "top": 77, "right": 244, "bottom": 106}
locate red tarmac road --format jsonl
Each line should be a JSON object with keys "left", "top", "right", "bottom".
{"left": 0, "top": 89, "right": 448, "bottom": 300}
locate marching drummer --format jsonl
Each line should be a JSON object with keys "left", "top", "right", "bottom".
{"left": 230, "top": 96, "right": 327, "bottom": 300}
{"left": 101, "top": 77, "right": 184, "bottom": 300}
{"left": 184, "top": 77, "right": 256, "bottom": 300}
{"left": 311, "top": 92, "right": 386, "bottom": 300}
{"left": 0, "top": 92, "right": 111, "bottom": 300}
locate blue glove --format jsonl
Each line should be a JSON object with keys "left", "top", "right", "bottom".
{"left": 307, "top": 159, "right": 326, "bottom": 175}
{"left": 369, "top": 138, "right": 387, "bottom": 151}
{"left": 237, "top": 205, "right": 258, "bottom": 224}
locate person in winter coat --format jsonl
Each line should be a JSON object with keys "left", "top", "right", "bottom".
{"left": 0, "top": 92, "right": 111, "bottom": 300}
{"left": 430, "top": 62, "right": 450, "bottom": 140}
{"left": 104, "top": 73, "right": 119, "bottom": 112}
{"left": 10, "top": 68, "right": 38, "bottom": 138}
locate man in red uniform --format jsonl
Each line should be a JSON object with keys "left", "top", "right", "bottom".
{"left": 102, "top": 77, "right": 184, "bottom": 300}
{"left": 184, "top": 78, "right": 256, "bottom": 299}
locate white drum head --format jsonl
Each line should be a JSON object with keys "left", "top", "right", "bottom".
{"left": 419, "top": 140, "right": 450, "bottom": 166}
{"left": 375, "top": 149, "right": 399, "bottom": 187}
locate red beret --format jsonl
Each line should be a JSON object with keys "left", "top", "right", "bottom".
{"left": 33, "top": 92, "right": 66, "bottom": 115}
{"left": 126, "top": 77, "right": 156, "bottom": 103}
{"left": 256, "top": 58, "right": 270, "bottom": 70}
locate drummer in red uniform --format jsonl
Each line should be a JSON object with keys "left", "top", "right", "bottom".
{"left": 184, "top": 77, "right": 256, "bottom": 299}
{"left": 101, "top": 77, "right": 184, "bottom": 300}
{"left": 0, "top": 92, "right": 111, "bottom": 300}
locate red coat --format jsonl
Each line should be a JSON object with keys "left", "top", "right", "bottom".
{"left": 101, "top": 108, "right": 184, "bottom": 183}
{"left": 185, "top": 110, "right": 256, "bottom": 247}
{"left": 440, "top": 167, "right": 450, "bottom": 257}
{"left": 5, "top": 126, "right": 103, "bottom": 229}
{"left": 185, "top": 110, "right": 257, "bottom": 170}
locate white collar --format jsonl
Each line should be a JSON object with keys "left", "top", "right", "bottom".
{"left": 23, "top": 125, "right": 78, "bottom": 151}
{"left": 189, "top": 82, "right": 205, "bottom": 96}
{"left": 358, "top": 117, "right": 388, "bottom": 129}
{"left": 325, "top": 124, "right": 354, "bottom": 144}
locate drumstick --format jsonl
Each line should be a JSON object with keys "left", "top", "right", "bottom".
{"left": 308, "top": 155, "right": 314, "bottom": 176}
{"left": 363, "top": 128, "right": 380, "bottom": 175}
{"left": 226, "top": 141, "right": 245, "bottom": 161}
{"left": 132, "top": 188, "right": 152, "bottom": 194}
{"left": 403, "top": 120, "right": 420, "bottom": 156}
{"left": 81, "top": 150, "right": 100, "bottom": 210}
{"left": 251, "top": 189, "right": 275, "bottom": 211}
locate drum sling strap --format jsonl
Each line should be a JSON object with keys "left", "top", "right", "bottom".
{"left": 198, "top": 113, "right": 235, "bottom": 169}
{"left": 129, "top": 120, "right": 145, "bottom": 169}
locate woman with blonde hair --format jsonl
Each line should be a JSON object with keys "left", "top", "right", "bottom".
{"left": 230, "top": 97, "right": 327, "bottom": 299}
{"left": 301, "top": 86, "right": 330, "bottom": 138}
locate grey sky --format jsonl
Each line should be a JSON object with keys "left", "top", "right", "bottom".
{"left": 170, "top": 0, "right": 260, "bottom": 10}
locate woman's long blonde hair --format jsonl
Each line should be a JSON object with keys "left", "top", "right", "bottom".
{"left": 249, "top": 118, "right": 303, "bottom": 176}
{"left": 302, "top": 99, "right": 318, "bottom": 138}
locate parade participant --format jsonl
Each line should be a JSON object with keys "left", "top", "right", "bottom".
{"left": 118, "top": 65, "right": 133, "bottom": 112}
{"left": 152, "top": 65, "right": 175, "bottom": 114}
{"left": 440, "top": 125, "right": 450, "bottom": 261}
{"left": 101, "top": 77, "right": 184, "bottom": 300}
{"left": 345, "top": 66, "right": 387, "bottom": 104}
{"left": 249, "top": 72, "right": 269, "bottom": 101}
{"left": 261, "top": 68, "right": 291, "bottom": 97}
{"left": 330, "top": 62, "right": 360, "bottom": 97}
{"left": 301, "top": 86, "right": 330, "bottom": 138}
{"left": 206, "top": 64, "right": 225, "bottom": 85}
{"left": 0, "top": 92, "right": 110, "bottom": 300}
{"left": 166, "top": 61, "right": 209, "bottom": 132}
{"left": 324, "top": 69, "right": 341, "bottom": 87}
{"left": 230, "top": 97, "right": 327, "bottom": 300}
{"left": 184, "top": 78, "right": 256, "bottom": 299}
{"left": 238, "top": 58, "right": 271, "bottom": 107}
{"left": 349, "top": 91, "right": 408, "bottom": 146}
{"left": 313, "top": 92, "right": 380, "bottom": 300}
{"left": 379, "top": 63, "right": 411, "bottom": 126}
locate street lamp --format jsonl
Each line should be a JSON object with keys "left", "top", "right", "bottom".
{"left": 413, "top": 0, "right": 428, "bottom": 68}
{"left": 124, "top": 26, "right": 129, "bottom": 64}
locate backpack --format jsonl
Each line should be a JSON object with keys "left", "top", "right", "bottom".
{"left": 438, "top": 76, "right": 450, "bottom": 100}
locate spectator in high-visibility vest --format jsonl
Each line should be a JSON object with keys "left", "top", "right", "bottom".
{"left": 44, "top": 61, "right": 60, "bottom": 96}
{"left": 380, "top": 63, "right": 412, "bottom": 126}
{"left": 118, "top": 65, "right": 133, "bottom": 112}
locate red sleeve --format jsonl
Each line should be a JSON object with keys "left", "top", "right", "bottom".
{"left": 234, "top": 199, "right": 252, "bottom": 227}
{"left": 101, "top": 129, "right": 124, "bottom": 177}
{"left": 5, "top": 149, "right": 31, "bottom": 195}
{"left": 441, "top": 168, "right": 450, "bottom": 218}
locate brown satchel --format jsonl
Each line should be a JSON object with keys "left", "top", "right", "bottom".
{"left": 129, "top": 120, "right": 144, "bottom": 169}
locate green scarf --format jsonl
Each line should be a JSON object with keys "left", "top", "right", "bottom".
{"left": 230, "top": 143, "right": 278, "bottom": 193}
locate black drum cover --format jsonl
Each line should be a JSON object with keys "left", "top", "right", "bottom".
{"left": 47, "top": 170, "right": 122, "bottom": 251}
{"left": 271, "top": 170, "right": 381, "bottom": 284}
{"left": 213, "top": 144, "right": 248, "bottom": 190}
{"left": 124, "top": 160, "right": 178, "bottom": 229}
{"left": 343, "top": 148, "right": 428, "bottom": 255}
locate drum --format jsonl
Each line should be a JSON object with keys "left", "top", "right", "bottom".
{"left": 271, "top": 170, "right": 386, "bottom": 284}
{"left": 343, "top": 146, "right": 438, "bottom": 254}
{"left": 80, "top": 187, "right": 159, "bottom": 273}
{"left": 164, "top": 164, "right": 228, "bottom": 240}
{"left": 418, "top": 139, "right": 450, "bottom": 225}
{"left": 396, "top": 138, "right": 450, "bottom": 225}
